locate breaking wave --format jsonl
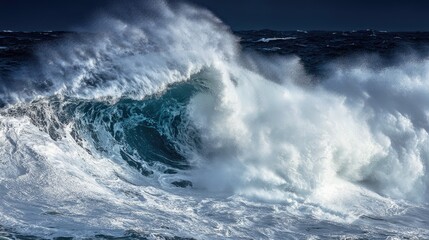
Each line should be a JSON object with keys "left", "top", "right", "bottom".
{"left": 0, "top": 1, "right": 428, "bottom": 238}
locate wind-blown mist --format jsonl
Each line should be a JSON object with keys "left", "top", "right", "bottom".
{"left": 0, "top": 1, "right": 428, "bottom": 239}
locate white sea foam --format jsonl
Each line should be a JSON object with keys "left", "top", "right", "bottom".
{"left": 256, "top": 37, "right": 297, "bottom": 42}
{"left": 261, "top": 47, "right": 281, "bottom": 51}
{"left": 186, "top": 56, "right": 429, "bottom": 204}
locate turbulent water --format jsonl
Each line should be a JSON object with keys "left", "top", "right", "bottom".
{"left": 1, "top": 1, "right": 429, "bottom": 239}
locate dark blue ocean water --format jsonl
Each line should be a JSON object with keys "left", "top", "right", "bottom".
{"left": 2, "top": 30, "right": 429, "bottom": 77}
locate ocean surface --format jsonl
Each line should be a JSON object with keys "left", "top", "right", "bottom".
{"left": 1, "top": 2, "right": 429, "bottom": 240}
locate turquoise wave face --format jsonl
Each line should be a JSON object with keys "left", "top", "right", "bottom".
{"left": 69, "top": 79, "right": 204, "bottom": 174}
{"left": 26, "top": 76, "right": 207, "bottom": 181}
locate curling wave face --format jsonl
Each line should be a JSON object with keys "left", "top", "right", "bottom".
{"left": 0, "top": 1, "right": 428, "bottom": 239}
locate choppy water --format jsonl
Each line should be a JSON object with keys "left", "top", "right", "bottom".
{"left": 1, "top": 1, "right": 429, "bottom": 239}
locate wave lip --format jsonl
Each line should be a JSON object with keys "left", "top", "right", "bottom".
{"left": 1, "top": 0, "right": 238, "bottom": 104}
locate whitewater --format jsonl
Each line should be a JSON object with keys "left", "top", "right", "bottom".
{"left": 0, "top": 1, "right": 428, "bottom": 239}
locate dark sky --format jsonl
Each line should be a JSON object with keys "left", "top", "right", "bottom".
{"left": 1, "top": 0, "right": 429, "bottom": 31}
